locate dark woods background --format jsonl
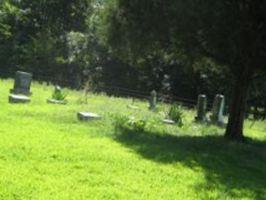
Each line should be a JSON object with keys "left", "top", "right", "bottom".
{"left": 0, "top": 0, "right": 265, "bottom": 116}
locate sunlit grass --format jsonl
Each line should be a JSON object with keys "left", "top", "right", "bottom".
{"left": 0, "top": 79, "right": 265, "bottom": 200}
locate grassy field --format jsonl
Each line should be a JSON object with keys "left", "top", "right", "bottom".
{"left": 0, "top": 79, "right": 265, "bottom": 200}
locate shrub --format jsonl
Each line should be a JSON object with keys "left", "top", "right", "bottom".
{"left": 128, "top": 117, "right": 147, "bottom": 132}
{"left": 168, "top": 104, "right": 184, "bottom": 127}
{"left": 112, "top": 114, "right": 147, "bottom": 133}
{"left": 112, "top": 114, "right": 130, "bottom": 130}
{"left": 52, "top": 86, "right": 67, "bottom": 101}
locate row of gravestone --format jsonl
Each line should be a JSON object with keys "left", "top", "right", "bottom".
{"left": 9, "top": 71, "right": 67, "bottom": 104}
{"left": 195, "top": 94, "right": 225, "bottom": 126}
{"left": 8, "top": 71, "right": 101, "bottom": 121}
{"left": 148, "top": 91, "right": 225, "bottom": 126}
{"left": 9, "top": 71, "right": 226, "bottom": 125}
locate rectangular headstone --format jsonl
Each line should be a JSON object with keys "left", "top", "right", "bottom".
{"left": 195, "top": 94, "right": 208, "bottom": 122}
{"left": 77, "top": 112, "right": 101, "bottom": 121}
{"left": 10, "top": 71, "right": 32, "bottom": 96}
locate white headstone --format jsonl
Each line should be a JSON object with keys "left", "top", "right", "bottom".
{"left": 210, "top": 94, "right": 225, "bottom": 126}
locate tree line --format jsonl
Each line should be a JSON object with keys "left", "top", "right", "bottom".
{"left": 0, "top": 0, "right": 265, "bottom": 140}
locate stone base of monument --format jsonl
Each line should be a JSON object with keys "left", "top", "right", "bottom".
{"left": 47, "top": 99, "right": 67, "bottom": 105}
{"left": 10, "top": 89, "right": 32, "bottom": 96}
{"left": 77, "top": 112, "right": 101, "bottom": 121}
{"left": 9, "top": 94, "right": 31, "bottom": 104}
{"left": 162, "top": 119, "right": 175, "bottom": 125}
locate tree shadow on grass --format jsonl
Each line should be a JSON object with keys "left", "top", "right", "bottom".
{"left": 114, "top": 128, "right": 266, "bottom": 199}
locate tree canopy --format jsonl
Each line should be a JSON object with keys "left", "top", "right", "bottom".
{"left": 100, "top": 0, "right": 266, "bottom": 140}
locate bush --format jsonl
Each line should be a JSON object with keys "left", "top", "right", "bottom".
{"left": 128, "top": 117, "right": 147, "bottom": 132}
{"left": 112, "top": 114, "right": 147, "bottom": 133}
{"left": 52, "top": 86, "right": 67, "bottom": 101}
{"left": 168, "top": 104, "right": 184, "bottom": 127}
{"left": 112, "top": 114, "right": 130, "bottom": 130}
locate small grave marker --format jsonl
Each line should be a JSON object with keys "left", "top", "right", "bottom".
{"left": 162, "top": 119, "right": 175, "bottom": 125}
{"left": 77, "top": 112, "right": 101, "bottom": 121}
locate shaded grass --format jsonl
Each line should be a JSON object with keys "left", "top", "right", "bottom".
{"left": 114, "top": 128, "right": 266, "bottom": 199}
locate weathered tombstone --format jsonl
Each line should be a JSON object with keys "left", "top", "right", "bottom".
{"left": 9, "top": 94, "right": 30, "bottom": 104}
{"left": 10, "top": 71, "right": 32, "bottom": 96}
{"left": 149, "top": 90, "right": 157, "bottom": 111}
{"left": 77, "top": 112, "right": 101, "bottom": 121}
{"left": 210, "top": 94, "right": 225, "bottom": 126}
{"left": 195, "top": 94, "right": 208, "bottom": 122}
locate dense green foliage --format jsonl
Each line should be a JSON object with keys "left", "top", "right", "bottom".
{"left": 167, "top": 104, "right": 184, "bottom": 127}
{"left": 99, "top": 0, "right": 266, "bottom": 139}
{"left": 0, "top": 0, "right": 260, "bottom": 98}
{"left": 0, "top": 80, "right": 265, "bottom": 199}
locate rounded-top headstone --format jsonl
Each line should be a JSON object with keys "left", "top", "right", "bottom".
{"left": 210, "top": 94, "right": 225, "bottom": 126}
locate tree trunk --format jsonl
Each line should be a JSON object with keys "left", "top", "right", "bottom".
{"left": 225, "top": 66, "right": 254, "bottom": 141}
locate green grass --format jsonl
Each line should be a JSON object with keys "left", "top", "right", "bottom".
{"left": 0, "top": 79, "right": 265, "bottom": 200}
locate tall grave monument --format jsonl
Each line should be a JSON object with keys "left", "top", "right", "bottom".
{"left": 195, "top": 94, "right": 208, "bottom": 122}
{"left": 210, "top": 94, "right": 225, "bottom": 126}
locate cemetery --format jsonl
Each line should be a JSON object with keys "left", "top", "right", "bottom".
{"left": 0, "top": 0, "right": 265, "bottom": 199}
{"left": 0, "top": 77, "right": 265, "bottom": 199}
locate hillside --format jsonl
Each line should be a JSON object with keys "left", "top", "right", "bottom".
{"left": 0, "top": 79, "right": 265, "bottom": 200}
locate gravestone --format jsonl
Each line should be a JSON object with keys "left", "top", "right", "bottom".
{"left": 195, "top": 94, "right": 208, "bottom": 122}
{"left": 210, "top": 94, "right": 225, "bottom": 126}
{"left": 9, "top": 94, "right": 30, "bottom": 104}
{"left": 10, "top": 71, "right": 32, "bottom": 96}
{"left": 149, "top": 90, "right": 157, "bottom": 111}
{"left": 162, "top": 119, "right": 175, "bottom": 125}
{"left": 77, "top": 112, "right": 101, "bottom": 121}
